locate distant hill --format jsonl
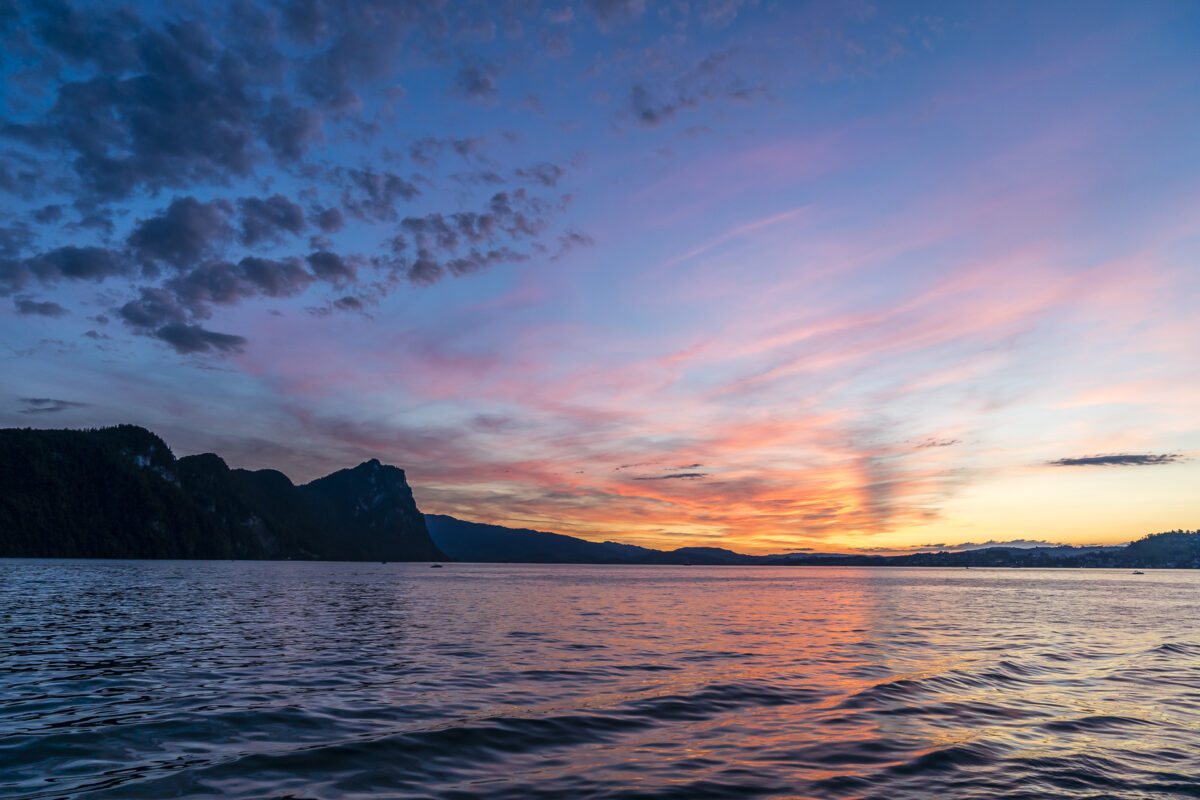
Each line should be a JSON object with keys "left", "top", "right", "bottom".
{"left": 428, "top": 514, "right": 1200, "bottom": 569}
{"left": 425, "top": 515, "right": 779, "bottom": 565}
{"left": 757, "top": 536, "right": 1198, "bottom": 568}
{"left": 0, "top": 425, "right": 445, "bottom": 561}
{"left": 425, "top": 514, "right": 657, "bottom": 563}
{"left": 2, "top": 424, "right": 1195, "bottom": 567}
{"left": 425, "top": 517, "right": 800, "bottom": 565}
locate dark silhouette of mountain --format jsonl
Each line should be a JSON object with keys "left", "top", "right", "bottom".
{"left": 426, "top": 516, "right": 773, "bottom": 565}
{"left": 301, "top": 460, "right": 444, "bottom": 561}
{"left": 758, "top": 536, "right": 1199, "bottom": 568}
{"left": 0, "top": 425, "right": 445, "bottom": 561}
{"left": 425, "top": 515, "right": 660, "bottom": 563}
{"left": 637, "top": 546, "right": 765, "bottom": 565}
{"left": 427, "top": 514, "right": 1200, "bottom": 568}
{"left": 2, "top": 424, "right": 1194, "bottom": 567}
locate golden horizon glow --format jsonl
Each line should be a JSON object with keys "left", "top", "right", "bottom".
{"left": 3, "top": 2, "right": 1198, "bottom": 554}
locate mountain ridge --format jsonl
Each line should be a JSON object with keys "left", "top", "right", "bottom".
{"left": 425, "top": 514, "right": 1200, "bottom": 568}
{"left": 2, "top": 424, "right": 1196, "bottom": 567}
{"left": 0, "top": 424, "right": 445, "bottom": 561}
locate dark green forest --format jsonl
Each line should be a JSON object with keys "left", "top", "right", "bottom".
{"left": 1, "top": 424, "right": 1194, "bottom": 567}
{"left": 0, "top": 425, "right": 444, "bottom": 561}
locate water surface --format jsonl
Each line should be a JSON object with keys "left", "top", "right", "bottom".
{"left": 3, "top": 561, "right": 1199, "bottom": 798}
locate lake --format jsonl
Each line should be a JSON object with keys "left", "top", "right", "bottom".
{"left": 3, "top": 561, "right": 1199, "bottom": 799}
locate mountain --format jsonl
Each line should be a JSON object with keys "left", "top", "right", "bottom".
{"left": 757, "top": 539, "right": 1200, "bottom": 568}
{"left": 427, "top": 514, "right": 1200, "bottom": 569}
{"left": 760, "top": 544, "right": 1127, "bottom": 567}
{"left": 2, "top": 424, "right": 1194, "bottom": 567}
{"left": 0, "top": 425, "right": 445, "bottom": 561}
{"left": 425, "top": 514, "right": 660, "bottom": 563}
{"left": 301, "top": 460, "right": 444, "bottom": 561}
{"left": 425, "top": 515, "right": 772, "bottom": 564}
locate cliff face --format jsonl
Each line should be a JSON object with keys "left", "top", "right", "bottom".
{"left": 301, "top": 460, "right": 445, "bottom": 561}
{"left": 0, "top": 425, "right": 446, "bottom": 561}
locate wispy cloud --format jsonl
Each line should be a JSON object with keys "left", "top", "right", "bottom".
{"left": 15, "top": 297, "right": 68, "bottom": 317}
{"left": 916, "top": 438, "right": 959, "bottom": 449}
{"left": 2, "top": 1, "right": 1197, "bottom": 555}
{"left": 19, "top": 398, "right": 90, "bottom": 414}
{"left": 916, "top": 539, "right": 1070, "bottom": 551}
{"left": 1048, "top": 454, "right": 1182, "bottom": 467}
{"left": 632, "top": 472, "right": 708, "bottom": 481}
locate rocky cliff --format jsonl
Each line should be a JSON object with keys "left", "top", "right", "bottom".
{"left": 0, "top": 425, "right": 446, "bottom": 561}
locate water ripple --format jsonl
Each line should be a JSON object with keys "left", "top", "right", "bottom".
{"left": 3, "top": 561, "right": 1200, "bottom": 799}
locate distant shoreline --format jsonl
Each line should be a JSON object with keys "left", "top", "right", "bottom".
{"left": 1, "top": 557, "right": 1192, "bottom": 570}
{"left": 3, "top": 426, "right": 1196, "bottom": 569}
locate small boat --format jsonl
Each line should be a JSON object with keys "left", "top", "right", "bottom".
{"left": 1132, "top": 570, "right": 1144, "bottom": 575}
{"left": 430, "top": 564, "right": 444, "bottom": 568}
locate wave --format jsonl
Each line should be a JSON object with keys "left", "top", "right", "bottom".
{"left": 6, "top": 561, "right": 1200, "bottom": 799}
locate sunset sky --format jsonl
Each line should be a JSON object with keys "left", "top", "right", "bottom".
{"left": 2, "top": 1, "right": 1198, "bottom": 553}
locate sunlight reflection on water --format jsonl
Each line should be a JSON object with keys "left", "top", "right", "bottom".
{"left": 2, "top": 562, "right": 1199, "bottom": 799}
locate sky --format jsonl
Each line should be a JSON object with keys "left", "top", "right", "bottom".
{"left": 2, "top": 0, "right": 1198, "bottom": 554}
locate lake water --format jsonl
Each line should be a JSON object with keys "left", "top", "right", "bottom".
{"left": 3, "top": 561, "right": 1200, "bottom": 799}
